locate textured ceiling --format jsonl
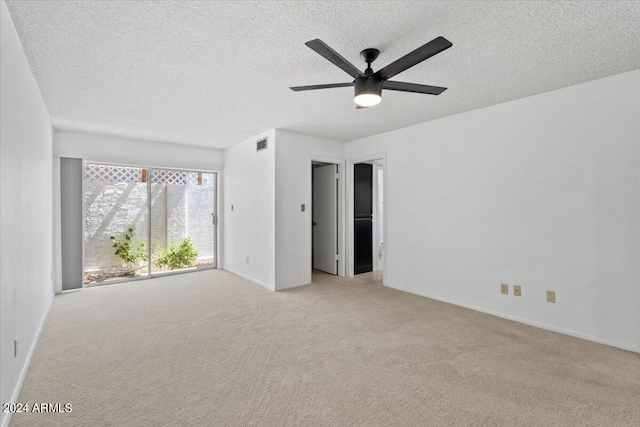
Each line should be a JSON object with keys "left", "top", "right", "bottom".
{"left": 6, "top": 1, "right": 640, "bottom": 148}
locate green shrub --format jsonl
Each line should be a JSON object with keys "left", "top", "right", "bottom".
{"left": 110, "top": 227, "right": 147, "bottom": 265}
{"left": 155, "top": 237, "right": 198, "bottom": 270}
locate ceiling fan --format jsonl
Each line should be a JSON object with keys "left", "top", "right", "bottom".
{"left": 290, "top": 37, "right": 452, "bottom": 109}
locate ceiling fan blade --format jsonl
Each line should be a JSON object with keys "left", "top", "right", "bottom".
{"left": 383, "top": 81, "right": 447, "bottom": 95}
{"left": 305, "top": 39, "right": 364, "bottom": 79}
{"left": 374, "top": 36, "right": 452, "bottom": 80}
{"left": 290, "top": 82, "right": 354, "bottom": 91}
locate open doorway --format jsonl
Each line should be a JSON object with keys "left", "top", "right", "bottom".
{"left": 353, "top": 163, "right": 373, "bottom": 274}
{"left": 349, "top": 155, "right": 386, "bottom": 285}
{"left": 353, "top": 160, "right": 384, "bottom": 274}
{"left": 312, "top": 162, "right": 339, "bottom": 277}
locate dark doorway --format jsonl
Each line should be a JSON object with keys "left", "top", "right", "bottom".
{"left": 354, "top": 163, "right": 373, "bottom": 274}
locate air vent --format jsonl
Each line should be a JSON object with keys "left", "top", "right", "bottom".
{"left": 256, "top": 137, "right": 268, "bottom": 152}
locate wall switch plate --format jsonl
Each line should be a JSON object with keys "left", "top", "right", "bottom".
{"left": 501, "top": 284, "right": 509, "bottom": 295}
{"left": 513, "top": 285, "right": 522, "bottom": 297}
{"left": 546, "top": 291, "right": 556, "bottom": 303}
{"left": 301, "top": 204, "right": 305, "bottom": 212}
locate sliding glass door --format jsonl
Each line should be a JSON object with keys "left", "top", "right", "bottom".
{"left": 83, "top": 164, "right": 150, "bottom": 284}
{"left": 150, "top": 169, "right": 216, "bottom": 275}
{"left": 83, "top": 163, "right": 217, "bottom": 286}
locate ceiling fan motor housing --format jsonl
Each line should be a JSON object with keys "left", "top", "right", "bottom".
{"left": 354, "top": 76, "right": 383, "bottom": 98}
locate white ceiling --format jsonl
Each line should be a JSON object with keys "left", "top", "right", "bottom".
{"left": 6, "top": 1, "right": 640, "bottom": 149}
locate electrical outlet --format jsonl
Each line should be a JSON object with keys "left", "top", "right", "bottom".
{"left": 246, "top": 256, "right": 249, "bottom": 263}
{"left": 501, "top": 284, "right": 509, "bottom": 295}
{"left": 546, "top": 291, "right": 556, "bottom": 303}
{"left": 513, "top": 285, "right": 522, "bottom": 297}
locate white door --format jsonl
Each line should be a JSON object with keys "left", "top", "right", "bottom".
{"left": 313, "top": 164, "right": 338, "bottom": 274}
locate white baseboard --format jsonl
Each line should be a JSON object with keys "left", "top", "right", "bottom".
{"left": 385, "top": 283, "right": 640, "bottom": 354}
{"left": 276, "top": 282, "right": 309, "bottom": 291}
{"left": 1, "top": 292, "right": 55, "bottom": 427}
{"left": 223, "top": 267, "right": 274, "bottom": 291}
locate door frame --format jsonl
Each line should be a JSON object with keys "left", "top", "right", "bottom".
{"left": 373, "top": 164, "right": 383, "bottom": 272}
{"left": 79, "top": 160, "right": 222, "bottom": 288}
{"left": 308, "top": 156, "right": 346, "bottom": 284}
{"left": 346, "top": 153, "right": 387, "bottom": 285}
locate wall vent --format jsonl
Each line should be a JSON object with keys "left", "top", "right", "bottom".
{"left": 256, "top": 137, "right": 268, "bottom": 152}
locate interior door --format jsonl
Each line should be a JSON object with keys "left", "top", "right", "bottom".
{"left": 354, "top": 163, "right": 373, "bottom": 274}
{"left": 313, "top": 164, "right": 338, "bottom": 274}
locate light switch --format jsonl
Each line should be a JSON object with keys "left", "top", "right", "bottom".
{"left": 301, "top": 204, "right": 305, "bottom": 212}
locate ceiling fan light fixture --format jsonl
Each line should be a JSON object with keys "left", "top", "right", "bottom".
{"left": 354, "top": 90, "right": 382, "bottom": 107}
{"left": 354, "top": 75, "right": 383, "bottom": 107}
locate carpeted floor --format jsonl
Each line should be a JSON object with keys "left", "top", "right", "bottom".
{"left": 11, "top": 269, "right": 640, "bottom": 426}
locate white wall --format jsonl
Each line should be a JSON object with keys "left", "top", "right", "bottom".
{"left": 55, "top": 130, "right": 224, "bottom": 171}
{"left": 222, "top": 130, "right": 276, "bottom": 289}
{"left": 0, "top": 2, "right": 54, "bottom": 425}
{"left": 222, "top": 129, "right": 344, "bottom": 291}
{"left": 274, "top": 129, "right": 345, "bottom": 290}
{"left": 345, "top": 70, "right": 640, "bottom": 352}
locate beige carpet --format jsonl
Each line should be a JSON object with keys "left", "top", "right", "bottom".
{"left": 12, "top": 269, "right": 640, "bottom": 426}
